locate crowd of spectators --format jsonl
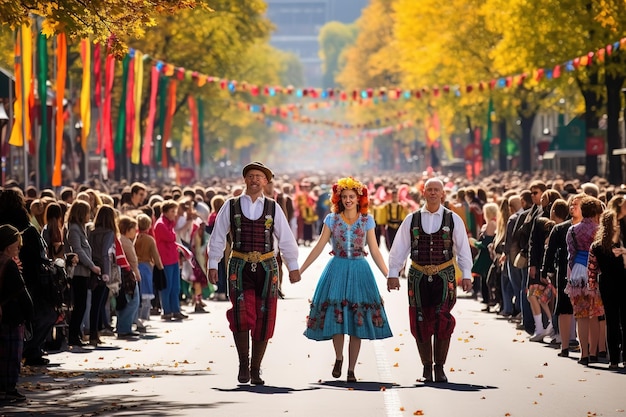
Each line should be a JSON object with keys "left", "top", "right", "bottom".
{"left": 0, "top": 168, "right": 625, "bottom": 401}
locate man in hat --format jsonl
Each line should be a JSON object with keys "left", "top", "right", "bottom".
{"left": 208, "top": 162, "right": 301, "bottom": 385}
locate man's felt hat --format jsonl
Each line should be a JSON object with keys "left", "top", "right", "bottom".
{"left": 242, "top": 161, "right": 274, "bottom": 182}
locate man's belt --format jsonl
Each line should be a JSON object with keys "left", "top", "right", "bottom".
{"left": 410, "top": 258, "right": 455, "bottom": 276}
{"left": 231, "top": 250, "right": 275, "bottom": 263}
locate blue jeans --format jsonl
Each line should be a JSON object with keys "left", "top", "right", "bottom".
{"left": 160, "top": 263, "right": 181, "bottom": 314}
{"left": 507, "top": 260, "right": 523, "bottom": 313}
{"left": 116, "top": 283, "right": 140, "bottom": 334}
{"left": 520, "top": 268, "right": 534, "bottom": 334}
{"left": 500, "top": 261, "right": 514, "bottom": 315}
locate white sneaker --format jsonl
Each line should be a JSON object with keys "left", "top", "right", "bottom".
{"left": 529, "top": 330, "right": 546, "bottom": 342}
{"left": 545, "top": 323, "right": 555, "bottom": 338}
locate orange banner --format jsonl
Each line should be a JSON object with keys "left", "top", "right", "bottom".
{"left": 52, "top": 33, "right": 67, "bottom": 186}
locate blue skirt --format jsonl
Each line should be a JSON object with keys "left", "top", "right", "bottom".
{"left": 304, "top": 256, "right": 393, "bottom": 341}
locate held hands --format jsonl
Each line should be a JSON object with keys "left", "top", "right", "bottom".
{"left": 461, "top": 278, "right": 473, "bottom": 292}
{"left": 288, "top": 269, "right": 301, "bottom": 284}
{"left": 208, "top": 269, "right": 218, "bottom": 285}
{"left": 92, "top": 266, "right": 102, "bottom": 276}
{"left": 387, "top": 277, "right": 401, "bottom": 292}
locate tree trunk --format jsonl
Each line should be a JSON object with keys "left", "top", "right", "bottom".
{"left": 498, "top": 120, "right": 507, "bottom": 171}
{"left": 518, "top": 100, "right": 535, "bottom": 173}
{"left": 581, "top": 84, "right": 601, "bottom": 179}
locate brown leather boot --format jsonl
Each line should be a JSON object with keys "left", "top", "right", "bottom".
{"left": 250, "top": 340, "right": 268, "bottom": 385}
{"left": 434, "top": 337, "right": 450, "bottom": 383}
{"left": 416, "top": 339, "right": 433, "bottom": 382}
{"left": 233, "top": 332, "right": 250, "bottom": 383}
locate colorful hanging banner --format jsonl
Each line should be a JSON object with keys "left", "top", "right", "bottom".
{"left": 9, "top": 24, "right": 33, "bottom": 148}
{"left": 155, "top": 75, "right": 169, "bottom": 165}
{"left": 115, "top": 54, "right": 130, "bottom": 156}
{"left": 131, "top": 51, "right": 143, "bottom": 164}
{"left": 142, "top": 66, "right": 159, "bottom": 166}
{"left": 102, "top": 52, "right": 115, "bottom": 168}
{"left": 37, "top": 31, "right": 48, "bottom": 184}
{"left": 162, "top": 80, "right": 177, "bottom": 168}
{"left": 80, "top": 39, "right": 91, "bottom": 152}
{"left": 93, "top": 43, "right": 102, "bottom": 153}
{"left": 124, "top": 54, "right": 135, "bottom": 156}
{"left": 52, "top": 33, "right": 67, "bottom": 187}
{"left": 188, "top": 95, "right": 200, "bottom": 166}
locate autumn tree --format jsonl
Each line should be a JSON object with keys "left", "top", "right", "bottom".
{"left": 319, "top": 21, "right": 358, "bottom": 89}
{"left": 336, "top": 0, "right": 411, "bottom": 170}
{"left": 484, "top": 0, "right": 626, "bottom": 179}
{"left": 0, "top": 0, "right": 200, "bottom": 55}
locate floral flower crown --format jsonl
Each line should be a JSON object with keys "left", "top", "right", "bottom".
{"left": 335, "top": 177, "right": 365, "bottom": 195}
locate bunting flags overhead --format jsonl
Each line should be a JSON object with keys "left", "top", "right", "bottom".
{"left": 137, "top": 37, "right": 626, "bottom": 102}
{"left": 5, "top": 28, "right": 626, "bottom": 183}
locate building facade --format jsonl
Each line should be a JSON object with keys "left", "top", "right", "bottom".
{"left": 266, "top": 0, "right": 368, "bottom": 87}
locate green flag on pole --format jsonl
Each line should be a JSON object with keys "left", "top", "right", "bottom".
{"left": 484, "top": 98, "right": 494, "bottom": 160}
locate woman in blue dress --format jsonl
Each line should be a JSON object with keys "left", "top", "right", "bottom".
{"left": 300, "top": 177, "right": 397, "bottom": 382}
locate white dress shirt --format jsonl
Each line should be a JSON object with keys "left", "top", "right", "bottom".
{"left": 208, "top": 194, "right": 300, "bottom": 271}
{"left": 388, "top": 204, "right": 473, "bottom": 279}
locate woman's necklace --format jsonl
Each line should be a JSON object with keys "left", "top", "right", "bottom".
{"left": 342, "top": 212, "right": 359, "bottom": 224}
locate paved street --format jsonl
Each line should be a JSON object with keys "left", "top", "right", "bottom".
{"left": 4, "top": 245, "right": 625, "bottom": 417}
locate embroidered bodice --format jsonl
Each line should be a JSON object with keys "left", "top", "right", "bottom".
{"left": 325, "top": 213, "right": 375, "bottom": 259}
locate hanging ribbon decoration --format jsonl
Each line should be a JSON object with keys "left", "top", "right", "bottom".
{"left": 197, "top": 98, "right": 204, "bottom": 172}
{"left": 188, "top": 95, "right": 200, "bottom": 167}
{"left": 93, "top": 43, "right": 102, "bottom": 153}
{"left": 114, "top": 54, "right": 130, "bottom": 160}
{"left": 162, "top": 80, "right": 176, "bottom": 168}
{"left": 102, "top": 50, "right": 115, "bottom": 168}
{"left": 9, "top": 24, "right": 33, "bottom": 149}
{"left": 131, "top": 51, "right": 143, "bottom": 164}
{"left": 37, "top": 31, "right": 48, "bottom": 184}
{"left": 52, "top": 33, "right": 66, "bottom": 187}
{"left": 142, "top": 66, "right": 159, "bottom": 166}
{"left": 155, "top": 75, "right": 169, "bottom": 165}
{"left": 124, "top": 54, "right": 135, "bottom": 156}
{"left": 80, "top": 39, "right": 91, "bottom": 152}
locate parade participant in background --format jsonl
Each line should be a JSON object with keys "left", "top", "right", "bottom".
{"left": 208, "top": 162, "right": 301, "bottom": 385}
{"left": 300, "top": 177, "right": 394, "bottom": 383}
{"left": 388, "top": 178, "right": 473, "bottom": 383}
{"left": 297, "top": 181, "right": 318, "bottom": 246}
{"left": 382, "top": 189, "right": 409, "bottom": 252}
{"left": 207, "top": 195, "right": 228, "bottom": 301}
{"left": 0, "top": 225, "right": 34, "bottom": 403}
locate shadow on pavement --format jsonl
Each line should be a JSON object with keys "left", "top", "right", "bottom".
{"left": 315, "top": 380, "right": 399, "bottom": 391}
{"left": 5, "top": 367, "right": 214, "bottom": 416}
{"left": 215, "top": 385, "right": 320, "bottom": 394}
{"left": 412, "top": 381, "right": 498, "bottom": 391}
